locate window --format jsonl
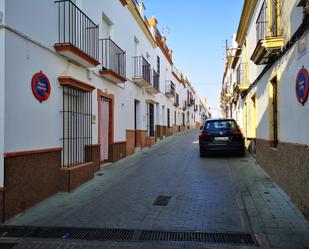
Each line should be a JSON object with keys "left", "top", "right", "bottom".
{"left": 157, "top": 56, "right": 160, "bottom": 75}
{"left": 102, "top": 13, "right": 113, "bottom": 39}
{"left": 167, "top": 108, "right": 170, "bottom": 127}
{"left": 174, "top": 111, "right": 177, "bottom": 125}
{"left": 147, "top": 103, "right": 154, "bottom": 137}
{"left": 204, "top": 120, "right": 238, "bottom": 132}
{"left": 62, "top": 86, "right": 92, "bottom": 167}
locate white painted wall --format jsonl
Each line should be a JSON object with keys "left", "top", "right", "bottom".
{"left": 3, "top": 0, "right": 203, "bottom": 155}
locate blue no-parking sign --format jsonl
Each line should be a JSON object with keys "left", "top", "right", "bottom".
{"left": 296, "top": 67, "right": 309, "bottom": 106}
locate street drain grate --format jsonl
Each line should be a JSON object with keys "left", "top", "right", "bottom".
{"left": 140, "top": 231, "right": 256, "bottom": 245}
{"left": 84, "top": 228, "right": 134, "bottom": 241}
{"left": 153, "top": 195, "right": 171, "bottom": 206}
{"left": 0, "top": 226, "right": 258, "bottom": 246}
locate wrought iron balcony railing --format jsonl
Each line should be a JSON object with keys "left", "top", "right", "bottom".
{"left": 133, "top": 56, "right": 151, "bottom": 83}
{"left": 55, "top": 0, "right": 99, "bottom": 63}
{"left": 101, "top": 38, "right": 126, "bottom": 80}
{"left": 166, "top": 81, "right": 175, "bottom": 97}
{"left": 236, "top": 63, "right": 247, "bottom": 84}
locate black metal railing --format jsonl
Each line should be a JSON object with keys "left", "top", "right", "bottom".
{"left": 174, "top": 93, "right": 179, "bottom": 107}
{"left": 236, "top": 63, "right": 247, "bottom": 84}
{"left": 101, "top": 38, "right": 126, "bottom": 79}
{"left": 55, "top": 0, "right": 99, "bottom": 62}
{"left": 166, "top": 81, "right": 175, "bottom": 95}
{"left": 152, "top": 70, "right": 160, "bottom": 90}
{"left": 61, "top": 86, "right": 92, "bottom": 167}
{"left": 133, "top": 56, "right": 151, "bottom": 83}
{"left": 256, "top": 0, "right": 281, "bottom": 41}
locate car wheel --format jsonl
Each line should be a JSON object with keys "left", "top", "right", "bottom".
{"left": 238, "top": 148, "right": 245, "bottom": 157}
{"left": 200, "top": 148, "right": 207, "bottom": 157}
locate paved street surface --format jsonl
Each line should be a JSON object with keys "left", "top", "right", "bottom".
{"left": 3, "top": 130, "right": 309, "bottom": 249}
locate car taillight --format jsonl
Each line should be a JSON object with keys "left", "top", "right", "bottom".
{"left": 201, "top": 131, "right": 210, "bottom": 138}
{"left": 232, "top": 130, "right": 243, "bottom": 137}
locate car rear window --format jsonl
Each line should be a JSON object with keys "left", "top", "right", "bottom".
{"left": 204, "top": 120, "right": 238, "bottom": 132}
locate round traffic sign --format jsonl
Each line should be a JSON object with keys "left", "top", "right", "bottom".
{"left": 31, "top": 71, "right": 51, "bottom": 102}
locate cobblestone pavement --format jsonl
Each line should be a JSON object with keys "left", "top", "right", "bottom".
{"left": 3, "top": 130, "right": 309, "bottom": 249}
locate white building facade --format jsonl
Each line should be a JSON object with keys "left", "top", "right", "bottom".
{"left": 0, "top": 0, "right": 206, "bottom": 221}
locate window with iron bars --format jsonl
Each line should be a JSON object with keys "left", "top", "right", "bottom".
{"left": 167, "top": 108, "right": 170, "bottom": 127}
{"left": 256, "top": 0, "right": 281, "bottom": 42}
{"left": 62, "top": 86, "right": 92, "bottom": 167}
{"left": 147, "top": 103, "right": 154, "bottom": 137}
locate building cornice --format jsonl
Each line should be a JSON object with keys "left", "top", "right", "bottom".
{"left": 235, "top": 0, "right": 257, "bottom": 47}
{"left": 126, "top": 0, "right": 157, "bottom": 49}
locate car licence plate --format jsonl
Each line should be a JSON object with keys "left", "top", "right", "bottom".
{"left": 214, "top": 137, "right": 229, "bottom": 141}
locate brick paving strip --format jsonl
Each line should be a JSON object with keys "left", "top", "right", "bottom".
{"left": 1, "top": 130, "right": 309, "bottom": 249}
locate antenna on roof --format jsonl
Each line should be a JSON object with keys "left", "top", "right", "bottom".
{"left": 162, "top": 26, "right": 170, "bottom": 37}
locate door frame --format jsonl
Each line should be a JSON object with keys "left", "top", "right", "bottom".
{"left": 97, "top": 89, "right": 114, "bottom": 163}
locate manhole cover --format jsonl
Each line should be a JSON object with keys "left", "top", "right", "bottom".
{"left": 153, "top": 196, "right": 171, "bottom": 206}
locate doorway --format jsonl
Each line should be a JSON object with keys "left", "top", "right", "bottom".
{"left": 270, "top": 77, "right": 278, "bottom": 148}
{"left": 98, "top": 90, "right": 114, "bottom": 163}
{"left": 99, "top": 97, "right": 110, "bottom": 162}
{"left": 134, "top": 100, "right": 141, "bottom": 147}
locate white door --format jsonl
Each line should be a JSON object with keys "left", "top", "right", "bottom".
{"left": 100, "top": 97, "right": 110, "bottom": 161}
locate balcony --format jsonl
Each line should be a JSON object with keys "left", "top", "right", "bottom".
{"left": 146, "top": 70, "right": 160, "bottom": 94}
{"left": 99, "top": 38, "right": 126, "bottom": 84}
{"left": 174, "top": 93, "right": 179, "bottom": 107}
{"left": 233, "top": 63, "right": 249, "bottom": 92}
{"left": 251, "top": 0, "right": 283, "bottom": 65}
{"left": 54, "top": 0, "right": 100, "bottom": 68}
{"left": 132, "top": 56, "right": 151, "bottom": 87}
{"left": 165, "top": 81, "right": 175, "bottom": 98}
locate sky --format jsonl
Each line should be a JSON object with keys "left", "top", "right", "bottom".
{"left": 142, "top": 0, "right": 244, "bottom": 117}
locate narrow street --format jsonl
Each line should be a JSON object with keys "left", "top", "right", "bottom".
{"left": 5, "top": 130, "right": 309, "bottom": 249}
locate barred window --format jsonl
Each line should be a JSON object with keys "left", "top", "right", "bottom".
{"left": 147, "top": 103, "right": 154, "bottom": 137}
{"left": 62, "top": 86, "right": 92, "bottom": 167}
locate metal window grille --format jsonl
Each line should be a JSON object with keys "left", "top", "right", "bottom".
{"left": 62, "top": 86, "right": 92, "bottom": 167}
{"left": 256, "top": 0, "right": 281, "bottom": 41}
{"left": 147, "top": 103, "right": 154, "bottom": 137}
{"left": 167, "top": 108, "right": 170, "bottom": 127}
{"left": 55, "top": 0, "right": 99, "bottom": 61}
